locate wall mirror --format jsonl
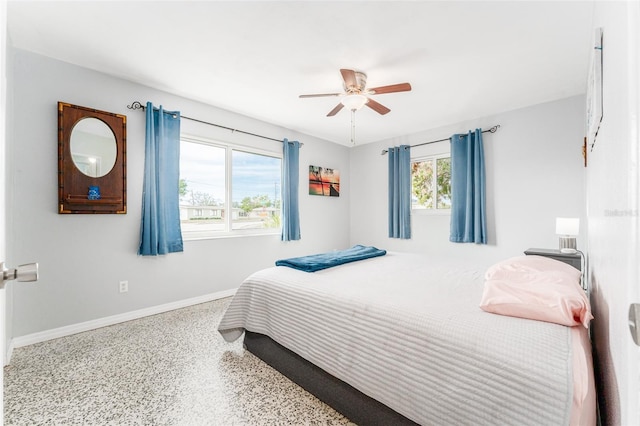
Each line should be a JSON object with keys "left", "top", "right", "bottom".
{"left": 58, "top": 102, "right": 127, "bottom": 214}
{"left": 70, "top": 117, "right": 117, "bottom": 178}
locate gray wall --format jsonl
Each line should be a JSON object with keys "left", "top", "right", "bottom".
{"left": 350, "top": 96, "right": 586, "bottom": 265}
{"left": 7, "top": 49, "right": 350, "bottom": 339}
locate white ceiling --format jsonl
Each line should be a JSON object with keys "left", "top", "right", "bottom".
{"left": 7, "top": 1, "right": 595, "bottom": 146}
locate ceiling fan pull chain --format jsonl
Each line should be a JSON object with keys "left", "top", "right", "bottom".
{"left": 351, "top": 109, "right": 356, "bottom": 145}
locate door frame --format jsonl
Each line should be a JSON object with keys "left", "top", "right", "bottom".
{"left": 1, "top": 0, "right": 9, "bottom": 422}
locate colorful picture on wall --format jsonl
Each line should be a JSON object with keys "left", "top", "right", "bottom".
{"left": 309, "top": 165, "right": 340, "bottom": 197}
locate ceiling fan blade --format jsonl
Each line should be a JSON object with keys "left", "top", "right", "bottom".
{"left": 327, "top": 103, "right": 344, "bottom": 117}
{"left": 367, "top": 83, "right": 412, "bottom": 95}
{"left": 299, "top": 93, "right": 342, "bottom": 98}
{"left": 365, "top": 98, "right": 391, "bottom": 115}
{"left": 340, "top": 69, "right": 358, "bottom": 91}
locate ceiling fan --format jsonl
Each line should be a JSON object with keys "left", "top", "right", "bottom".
{"left": 299, "top": 69, "right": 412, "bottom": 117}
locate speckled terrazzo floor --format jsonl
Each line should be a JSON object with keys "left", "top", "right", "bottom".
{"left": 4, "top": 298, "right": 354, "bottom": 425}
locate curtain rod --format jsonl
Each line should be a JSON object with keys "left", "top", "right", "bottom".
{"left": 126, "top": 101, "right": 295, "bottom": 144}
{"left": 380, "top": 125, "right": 500, "bottom": 155}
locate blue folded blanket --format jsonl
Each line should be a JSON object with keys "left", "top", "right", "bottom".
{"left": 275, "top": 245, "right": 387, "bottom": 272}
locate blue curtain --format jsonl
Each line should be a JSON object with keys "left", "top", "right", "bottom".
{"left": 138, "top": 102, "right": 184, "bottom": 256}
{"left": 388, "top": 145, "right": 411, "bottom": 239}
{"left": 281, "top": 139, "right": 301, "bottom": 241}
{"left": 450, "top": 129, "right": 487, "bottom": 244}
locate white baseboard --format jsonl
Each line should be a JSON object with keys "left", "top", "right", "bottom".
{"left": 5, "top": 288, "right": 237, "bottom": 365}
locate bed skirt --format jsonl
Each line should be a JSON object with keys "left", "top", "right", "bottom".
{"left": 243, "top": 331, "right": 418, "bottom": 426}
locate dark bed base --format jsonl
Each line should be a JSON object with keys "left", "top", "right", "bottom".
{"left": 243, "top": 331, "right": 418, "bottom": 426}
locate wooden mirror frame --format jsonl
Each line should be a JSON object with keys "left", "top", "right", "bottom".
{"left": 58, "top": 102, "right": 127, "bottom": 214}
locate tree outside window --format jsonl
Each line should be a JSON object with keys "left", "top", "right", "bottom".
{"left": 412, "top": 155, "right": 451, "bottom": 211}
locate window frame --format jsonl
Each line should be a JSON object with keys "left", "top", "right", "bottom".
{"left": 180, "top": 134, "right": 283, "bottom": 241}
{"left": 411, "top": 152, "right": 452, "bottom": 216}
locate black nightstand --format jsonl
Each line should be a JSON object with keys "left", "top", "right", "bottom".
{"left": 524, "top": 248, "right": 582, "bottom": 271}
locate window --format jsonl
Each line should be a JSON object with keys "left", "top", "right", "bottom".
{"left": 179, "top": 136, "right": 282, "bottom": 239}
{"left": 411, "top": 154, "right": 451, "bottom": 211}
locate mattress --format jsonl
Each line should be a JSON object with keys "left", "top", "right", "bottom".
{"left": 218, "top": 252, "right": 595, "bottom": 425}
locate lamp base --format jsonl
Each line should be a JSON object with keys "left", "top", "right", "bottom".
{"left": 559, "top": 236, "right": 577, "bottom": 252}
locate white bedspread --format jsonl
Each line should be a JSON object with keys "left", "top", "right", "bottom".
{"left": 218, "top": 253, "right": 575, "bottom": 425}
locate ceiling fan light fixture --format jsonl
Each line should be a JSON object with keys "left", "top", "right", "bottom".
{"left": 341, "top": 94, "right": 368, "bottom": 111}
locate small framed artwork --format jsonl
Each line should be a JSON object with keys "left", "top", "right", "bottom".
{"left": 586, "top": 27, "right": 603, "bottom": 152}
{"left": 309, "top": 165, "right": 340, "bottom": 197}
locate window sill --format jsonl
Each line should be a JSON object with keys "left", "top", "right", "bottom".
{"left": 183, "top": 230, "right": 281, "bottom": 242}
{"left": 412, "top": 209, "right": 451, "bottom": 216}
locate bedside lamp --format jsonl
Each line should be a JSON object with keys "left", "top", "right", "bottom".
{"left": 556, "top": 217, "right": 579, "bottom": 253}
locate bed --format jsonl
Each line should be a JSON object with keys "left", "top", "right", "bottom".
{"left": 218, "top": 251, "right": 596, "bottom": 425}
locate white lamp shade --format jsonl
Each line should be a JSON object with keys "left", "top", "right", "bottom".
{"left": 341, "top": 94, "right": 368, "bottom": 111}
{"left": 556, "top": 217, "right": 579, "bottom": 236}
